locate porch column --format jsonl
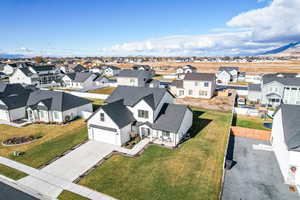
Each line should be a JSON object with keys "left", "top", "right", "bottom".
{"left": 173, "top": 133, "right": 176, "bottom": 147}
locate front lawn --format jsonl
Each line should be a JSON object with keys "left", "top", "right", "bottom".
{"left": 58, "top": 190, "right": 89, "bottom": 200}
{"left": 235, "top": 115, "right": 271, "bottom": 131}
{"left": 77, "top": 109, "right": 232, "bottom": 200}
{"left": 0, "top": 164, "right": 27, "bottom": 180}
{"left": 0, "top": 120, "right": 87, "bottom": 168}
{"left": 88, "top": 87, "right": 116, "bottom": 95}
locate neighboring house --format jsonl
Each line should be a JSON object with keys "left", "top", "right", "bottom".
{"left": 0, "top": 83, "right": 30, "bottom": 98}
{"left": 216, "top": 66, "right": 239, "bottom": 85}
{"left": 176, "top": 65, "right": 197, "bottom": 79}
{"left": 245, "top": 73, "right": 262, "bottom": 84}
{"left": 271, "top": 104, "right": 300, "bottom": 192}
{"left": 237, "top": 72, "right": 246, "bottom": 82}
{"left": 73, "top": 64, "right": 88, "bottom": 72}
{"left": 93, "top": 75, "right": 109, "bottom": 87}
{"left": 248, "top": 73, "right": 300, "bottom": 107}
{"left": 248, "top": 84, "right": 262, "bottom": 102}
{"left": 91, "top": 65, "right": 120, "bottom": 76}
{"left": 145, "top": 79, "right": 160, "bottom": 88}
{"left": 170, "top": 73, "right": 216, "bottom": 99}
{"left": 9, "top": 65, "right": 62, "bottom": 87}
{"left": 0, "top": 88, "right": 92, "bottom": 123}
{"left": 62, "top": 72, "right": 98, "bottom": 89}
{"left": 132, "top": 65, "right": 155, "bottom": 75}
{"left": 117, "top": 69, "right": 152, "bottom": 87}
{"left": 2, "top": 63, "right": 18, "bottom": 76}
{"left": 86, "top": 86, "right": 193, "bottom": 147}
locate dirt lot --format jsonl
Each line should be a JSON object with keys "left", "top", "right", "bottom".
{"left": 114, "top": 61, "right": 300, "bottom": 74}
{"left": 175, "top": 91, "right": 235, "bottom": 112}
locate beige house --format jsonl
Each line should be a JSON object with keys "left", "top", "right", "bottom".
{"left": 170, "top": 73, "right": 216, "bottom": 99}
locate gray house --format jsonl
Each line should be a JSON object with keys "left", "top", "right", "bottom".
{"left": 117, "top": 70, "right": 153, "bottom": 87}
{"left": 248, "top": 73, "right": 300, "bottom": 107}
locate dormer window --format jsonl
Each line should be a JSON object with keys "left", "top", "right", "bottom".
{"left": 138, "top": 110, "right": 149, "bottom": 119}
{"left": 100, "top": 113, "right": 105, "bottom": 121}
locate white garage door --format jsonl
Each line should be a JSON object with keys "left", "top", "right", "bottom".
{"left": 91, "top": 127, "right": 118, "bottom": 145}
{"left": 0, "top": 110, "right": 9, "bottom": 121}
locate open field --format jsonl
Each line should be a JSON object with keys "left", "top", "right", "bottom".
{"left": 76, "top": 109, "right": 232, "bottom": 200}
{"left": 113, "top": 61, "right": 300, "bottom": 73}
{"left": 0, "top": 120, "right": 87, "bottom": 168}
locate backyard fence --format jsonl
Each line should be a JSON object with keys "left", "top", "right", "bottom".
{"left": 231, "top": 126, "right": 271, "bottom": 141}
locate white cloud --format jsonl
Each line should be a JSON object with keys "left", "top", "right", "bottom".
{"left": 4, "top": 0, "right": 300, "bottom": 57}
{"left": 99, "top": 0, "right": 300, "bottom": 56}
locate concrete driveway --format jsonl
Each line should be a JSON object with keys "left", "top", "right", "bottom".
{"left": 222, "top": 136, "right": 299, "bottom": 200}
{"left": 18, "top": 140, "right": 116, "bottom": 198}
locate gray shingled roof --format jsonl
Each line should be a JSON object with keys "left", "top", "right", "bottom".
{"left": 132, "top": 65, "right": 151, "bottom": 70}
{"left": 101, "top": 100, "right": 135, "bottom": 128}
{"left": 66, "top": 72, "right": 94, "bottom": 82}
{"left": 280, "top": 104, "right": 300, "bottom": 151}
{"left": 248, "top": 84, "right": 261, "bottom": 92}
{"left": 31, "top": 65, "right": 56, "bottom": 72}
{"left": 105, "top": 86, "right": 169, "bottom": 109}
{"left": 263, "top": 73, "right": 300, "bottom": 86}
{"left": 171, "top": 80, "right": 183, "bottom": 88}
{"left": 19, "top": 67, "right": 33, "bottom": 76}
{"left": 0, "top": 83, "right": 29, "bottom": 98}
{"left": 73, "top": 64, "right": 87, "bottom": 72}
{"left": 219, "top": 66, "right": 239, "bottom": 72}
{"left": 118, "top": 69, "right": 149, "bottom": 78}
{"left": 26, "top": 90, "right": 92, "bottom": 111}
{"left": 152, "top": 103, "right": 190, "bottom": 132}
{"left": 0, "top": 93, "right": 29, "bottom": 110}
{"left": 184, "top": 73, "right": 215, "bottom": 81}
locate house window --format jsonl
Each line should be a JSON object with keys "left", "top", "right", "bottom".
{"left": 138, "top": 110, "right": 149, "bottom": 119}
{"left": 162, "top": 131, "right": 170, "bottom": 137}
{"left": 179, "top": 90, "right": 184, "bottom": 96}
{"left": 53, "top": 111, "right": 59, "bottom": 120}
{"left": 130, "top": 79, "right": 135, "bottom": 83}
{"left": 199, "top": 91, "right": 208, "bottom": 96}
{"left": 204, "top": 82, "right": 209, "bottom": 87}
{"left": 188, "top": 90, "right": 193, "bottom": 95}
{"left": 100, "top": 113, "right": 105, "bottom": 121}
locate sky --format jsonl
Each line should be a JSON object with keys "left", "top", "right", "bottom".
{"left": 0, "top": 0, "right": 299, "bottom": 57}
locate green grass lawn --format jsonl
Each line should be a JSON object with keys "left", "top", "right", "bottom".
{"left": 11, "top": 127, "right": 88, "bottom": 168}
{"left": 235, "top": 115, "right": 271, "bottom": 131}
{"left": 0, "top": 164, "right": 27, "bottom": 180}
{"left": 58, "top": 190, "right": 89, "bottom": 200}
{"left": 76, "top": 109, "right": 232, "bottom": 200}
{"left": 88, "top": 87, "right": 116, "bottom": 95}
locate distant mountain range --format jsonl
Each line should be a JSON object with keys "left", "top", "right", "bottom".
{"left": 261, "top": 41, "right": 300, "bottom": 56}
{"left": 0, "top": 53, "right": 25, "bottom": 59}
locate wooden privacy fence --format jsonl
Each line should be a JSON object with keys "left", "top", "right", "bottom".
{"left": 231, "top": 126, "right": 271, "bottom": 141}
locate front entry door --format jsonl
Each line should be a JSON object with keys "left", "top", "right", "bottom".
{"left": 141, "top": 127, "right": 150, "bottom": 138}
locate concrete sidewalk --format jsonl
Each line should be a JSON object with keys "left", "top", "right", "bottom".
{"left": 0, "top": 139, "right": 150, "bottom": 199}
{"left": 0, "top": 156, "right": 117, "bottom": 200}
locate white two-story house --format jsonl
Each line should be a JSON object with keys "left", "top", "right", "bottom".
{"left": 9, "top": 65, "right": 62, "bottom": 87}
{"left": 170, "top": 73, "right": 216, "bottom": 99}
{"left": 62, "top": 72, "right": 98, "bottom": 89}
{"left": 271, "top": 104, "right": 300, "bottom": 193}
{"left": 248, "top": 73, "right": 300, "bottom": 107}
{"left": 117, "top": 70, "right": 152, "bottom": 87}
{"left": 216, "top": 66, "right": 239, "bottom": 85}
{"left": 86, "top": 86, "right": 193, "bottom": 147}
{"left": 176, "top": 65, "right": 197, "bottom": 79}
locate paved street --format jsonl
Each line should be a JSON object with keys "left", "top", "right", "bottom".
{"left": 222, "top": 136, "right": 299, "bottom": 200}
{"left": 0, "top": 182, "right": 38, "bottom": 200}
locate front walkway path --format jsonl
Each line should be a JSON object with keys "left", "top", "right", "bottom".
{"left": 0, "top": 139, "right": 150, "bottom": 199}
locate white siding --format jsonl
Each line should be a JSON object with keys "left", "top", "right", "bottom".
{"left": 128, "top": 100, "right": 154, "bottom": 123}
{"left": 0, "top": 109, "right": 10, "bottom": 121}
{"left": 9, "top": 107, "right": 26, "bottom": 121}
{"left": 175, "top": 109, "right": 193, "bottom": 145}
{"left": 272, "top": 109, "right": 290, "bottom": 182}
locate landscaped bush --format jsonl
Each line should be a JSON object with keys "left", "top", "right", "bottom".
{"left": 3, "top": 135, "right": 42, "bottom": 145}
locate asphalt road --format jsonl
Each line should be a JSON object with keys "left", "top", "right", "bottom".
{"left": 0, "top": 182, "right": 38, "bottom": 200}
